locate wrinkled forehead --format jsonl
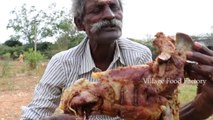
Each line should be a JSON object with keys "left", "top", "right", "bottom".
{"left": 85, "top": 0, "right": 118, "bottom": 8}
{"left": 84, "top": 0, "right": 122, "bottom": 12}
{"left": 98, "top": 0, "right": 111, "bottom": 2}
{"left": 93, "top": 0, "right": 115, "bottom": 3}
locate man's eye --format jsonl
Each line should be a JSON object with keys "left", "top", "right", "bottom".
{"left": 110, "top": 4, "right": 120, "bottom": 11}
{"left": 92, "top": 6, "right": 103, "bottom": 13}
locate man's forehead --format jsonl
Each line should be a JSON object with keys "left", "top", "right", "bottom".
{"left": 85, "top": 0, "right": 118, "bottom": 8}
{"left": 93, "top": 0, "right": 115, "bottom": 3}
{"left": 98, "top": 0, "right": 110, "bottom": 2}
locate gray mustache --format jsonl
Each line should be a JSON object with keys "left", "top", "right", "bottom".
{"left": 90, "top": 19, "right": 122, "bottom": 33}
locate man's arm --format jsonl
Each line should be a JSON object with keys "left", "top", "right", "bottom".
{"left": 180, "top": 42, "right": 213, "bottom": 120}
{"left": 180, "top": 81, "right": 213, "bottom": 120}
{"left": 21, "top": 57, "right": 66, "bottom": 120}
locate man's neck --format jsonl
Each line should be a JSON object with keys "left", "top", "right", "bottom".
{"left": 90, "top": 41, "right": 116, "bottom": 71}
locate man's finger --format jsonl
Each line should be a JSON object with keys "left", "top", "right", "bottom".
{"left": 187, "top": 51, "right": 213, "bottom": 65}
{"left": 190, "top": 64, "right": 213, "bottom": 80}
{"left": 203, "top": 81, "right": 213, "bottom": 100}
{"left": 185, "top": 69, "right": 205, "bottom": 80}
{"left": 193, "top": 42, "right": 213, "bottom": 56}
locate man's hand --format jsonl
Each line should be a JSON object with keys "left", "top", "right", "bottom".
{"left": 180, "top": 42, "right": 213, "bottom": 120}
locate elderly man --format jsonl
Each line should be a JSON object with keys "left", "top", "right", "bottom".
{"left": 21, "top": 0, "right": 213, "bottom": 119}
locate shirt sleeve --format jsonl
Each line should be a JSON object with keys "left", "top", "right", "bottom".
{"left": 21, "top": 56, "right": 66, "bottom": 120}
{"left": 136, "top": 46, "right": 153, "bottom": 65}
{"left": 141, "top": 47, "right": 153, "bottom": 62}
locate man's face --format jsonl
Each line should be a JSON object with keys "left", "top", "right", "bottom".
{"left": 81, "top": 0, "right": 123, "bottom": 42}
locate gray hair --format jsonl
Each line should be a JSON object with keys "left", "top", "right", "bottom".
{"left": 90, "top": 19, "right": 122, "bottom": 33}
{"left": 71, "top": 0, "right": 123, "bottom": 19}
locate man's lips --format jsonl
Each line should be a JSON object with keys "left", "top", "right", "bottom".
{"left": 100, "top": 25, "right": 120, "bottom": 31}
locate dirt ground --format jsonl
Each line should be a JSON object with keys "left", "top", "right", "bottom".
{"left": 0, "top": 61, "right": 43, "bottom": 120}
{"left": 0, "top": 75, "right": 39, "bottom": 120}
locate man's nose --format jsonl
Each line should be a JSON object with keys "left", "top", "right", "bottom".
{"left": 102, "top": 7, "right": 115, "bottom": 19}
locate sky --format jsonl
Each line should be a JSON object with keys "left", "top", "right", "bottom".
{"left": 0, "top": 0, "right": 213, "bottom": 43}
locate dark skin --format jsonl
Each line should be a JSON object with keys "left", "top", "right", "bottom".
{"left": 75, "top": 0, "right": 123, "bottom": 70}
{"left": 180, "top": 42, "right": 213, "bottom": 120}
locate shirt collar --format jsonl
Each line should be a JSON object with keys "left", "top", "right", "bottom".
{"left": 110, "top": 39, "right": 125, "bottom": 67}
{"left": 79, "top": 38, "right": 125, "bottom": 75}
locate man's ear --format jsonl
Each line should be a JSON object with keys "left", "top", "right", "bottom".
{"left": 74, "top": 17, "right": 85, "bottom": 31}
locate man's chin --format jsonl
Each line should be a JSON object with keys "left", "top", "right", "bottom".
{"left": 97, "top": 30, "right": 122, "bottom": 40}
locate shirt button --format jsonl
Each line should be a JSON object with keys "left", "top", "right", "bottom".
{"left": 94, "top": 68, "right": 101, "bottom": 72}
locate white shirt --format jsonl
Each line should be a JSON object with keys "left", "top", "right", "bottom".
{"left": 21, "top": 37, "right": 152, "bottom": 120}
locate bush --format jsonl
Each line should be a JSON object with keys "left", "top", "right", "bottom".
{"left": 24, "top": 48, "right": 44, "bottom": 69}
{"left": 0, "top": 45, "right": 11, "bottom": 55}
{"left": 0, "top": 45, "right": 24, "bottom": 60}
{"left": 4, "top": 40, "right": 22, "bottom": 47}
{"left": 37, "top": 42, "right": 53, "bottom": 52}
{"left": 0, "top": 54, "right": 11, "bottom": 77}
{"left": 2, "top": 53, "right": 11, "bottom": 60}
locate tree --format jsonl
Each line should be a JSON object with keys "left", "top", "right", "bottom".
{"left": 37, "top": 42, "right": 53, "bottom": 52}
{"left": 53, "top": 32, "right": 85, "bottom": 51}
{"left": 24, "top": 48, "right": 44, "bottom": 69}
{"left": 7, "top": 4, "right": 43, "bottom": 51}
{"left": 4, "top": 40, "right": 22, "bottom": 47}
{"left": 7, "top": 3, "right": 77, "bottom": 52}
{"left": 68, "top": 33, "right": 85, "bottom": 48}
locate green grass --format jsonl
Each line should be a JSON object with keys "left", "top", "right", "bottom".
{"left": 178, "top": 82, "right": 213, "bottom": 120}
{"left": 179, "top": 84, "right": 197, "bottom": 106}
{"left": 0, "top": 60, "right": 46, "bottom": 91}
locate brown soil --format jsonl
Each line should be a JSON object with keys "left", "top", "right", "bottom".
{"left": 0, "top": 61, "right": 43, "bottom": 120}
